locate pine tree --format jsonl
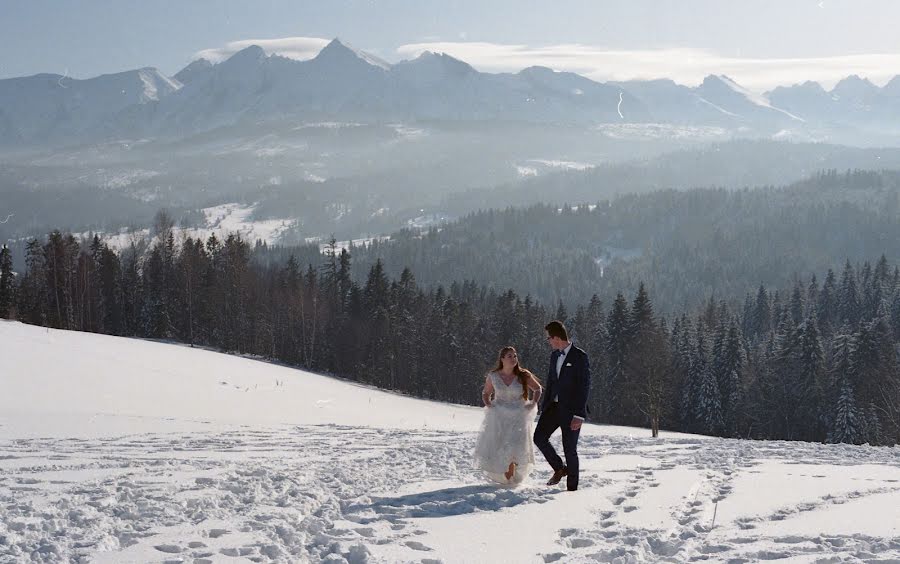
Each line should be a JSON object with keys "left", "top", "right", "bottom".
{"left": 753, "top": 285, "right": 771, "bottom": 338}
{"left": 714, "top": 320, "right": 746, "bottom": 437}
{"left": 391, "top": 267, "right": 420, "bottom": 392}
{"left": 337, "top": 248, "right": 352, "bottom": 314}
{"left": 692, "top": 328, "right": 723, "bottom": 435}
{"left": 43, "top": 231, "right": 80, "bottom": 330}
{"left": 222, "top": 235, "right": 251, "bottom": 353}
{"left": 827, "top": 329, "right": 856, "bottom": 442}
{"left": 141, "top": 245, "right": 169, "bottom": 338}
{"left": 301, "top": 263, "right": 320, "bottom": 366}
{"left": 839, "top": 260, "right": 861, "bottom": 325}
{"left": 675, "top": 315, "right": 696, "bottom": 432}
{"left": 555, "top": 299, "right": 568, "bottom": 324}
{"left": 96, "top": 242, "right": 123, "bottom": 335}
{"left": 119, "top": 242, "right": 142, "bottom": 337}
{"left": 789, "top": 281, "right": 804, "bottom": 325}
{"left": 741, "top": 293, "right": 754, "bottom": 339}
{"left": 490, "top": 289, "right": 520, "bottom": 347}
{"left": 573, "top": 305, "right": 587, "bottom": 348}
{"left": 873, "top": 255, "right": 891, "bottom": 312}
{"left": 891, "top": 292, "right": 900, "bottom": 343}
{"left": 0, "top": 245, "right": 14, "bottom": 318}
{"left": 626, "top": 283, "right": 671, "bottom": 436}
{"left": 852, "top": 320, "right": 882, "bottom": 443}
{"left": 176, "top": 238, "right": 205, "bottom": 346}
{"left": 797, "top": 314, "right": 826, "bottom": 441}
{"left": 605, "top": 293, "right": 629, "bottom": 423}
{"left": 829, "top": 377, "right": 863, "bottom": 444}
{"left": 818, "top": 269, "right": 838, "bottom": 334}
{"left": 583, "top": 294, "right": 608, "bottom": 417}
{"left": 18, "top": 239, "right": 47, "bottom": 325}
{"left": 771, "top": 314, "right": 802, "bottom": 439}
{"left": 364, "top": 259, "right": 390, "bottom": 314}
{"left": 321, "top": 237, "right": 342, "bottom": 314}
{"left": 806, "top": 275, "right": 819, "bottom": 319}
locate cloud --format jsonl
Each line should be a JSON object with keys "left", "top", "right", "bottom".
{"left": 194, "top": 37, "right": 330, "bottom": 63}
{"left": 396, "top": 42, "right": 900, "bottom": 91}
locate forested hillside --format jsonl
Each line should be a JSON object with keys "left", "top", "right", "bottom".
{"left": 324, "top": 169, "right": 900, "bottom": 311}
{"left": 2, "top": 209, "right": 899, "bottom": 445}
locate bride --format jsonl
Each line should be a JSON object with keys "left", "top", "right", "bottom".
{"left": 473, "top": 346, "right": 543, "bottom": 485}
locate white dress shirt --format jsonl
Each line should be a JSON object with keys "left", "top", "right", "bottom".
{"left": 556, "top": 343, "right": 572, "bottom": 376}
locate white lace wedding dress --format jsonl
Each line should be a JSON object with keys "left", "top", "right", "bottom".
{"left": 473, "top": 372, "right": 537, "bottom": 485}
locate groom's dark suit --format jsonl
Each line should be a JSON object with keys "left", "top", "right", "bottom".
{"left": 534, "top": 344, "right": 591, "bottom": 490}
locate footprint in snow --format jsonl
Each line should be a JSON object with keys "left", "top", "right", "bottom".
{"left": 405, "top": 540, "right": 432, "bottom": 551}
{"left": 207, "top": 528, "right": 229, "bottom": 538}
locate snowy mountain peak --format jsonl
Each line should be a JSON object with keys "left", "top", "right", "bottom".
{"left": 400, "top": 50, "right": 474, "bottom": 75}
{"left": 174, "top": 58, "right": 213, "bottom": 84}
{"left": 698, "top": 74, "right": 762, "bottom": 102}
{"left": 519, "top": 66, "right": 557, "bottom": 77}
{"left": 700, "top": 74, "right": 734, "bottom": 88}
{"left": 831, "top": 75, "right": 879, "bottom": 98}
{"left": 517, "top": 66, "right": 612, "bottom": 98}
{"left": 314, "top": 38, "right": 391, "bottom": 70}
{"left": 696, "top": 74, "right": 803, "bottom": 122}
{"left": 223, "top": 45, "right": 267, "bottom": 67}
{"left": 796, "top": 80, "right": 826, "bottom": 93}
{"left": 765, "top": 80, "right": 826, "bottom": 99}
{"left": 701, "top": 75, "right": 770, "bottom": 101}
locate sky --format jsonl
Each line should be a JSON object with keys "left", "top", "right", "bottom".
{"left": 2, "top": 0, "right": 900, "bottom": 90}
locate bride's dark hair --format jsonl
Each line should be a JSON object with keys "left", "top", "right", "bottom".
{"left": 492, "top": 346, "right": 532, "bottom": 400}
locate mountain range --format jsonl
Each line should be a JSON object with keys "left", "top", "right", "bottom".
{"left": 1, "top": 38, "right": 898, "bottom": 148}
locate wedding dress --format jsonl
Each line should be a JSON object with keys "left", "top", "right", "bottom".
{"left": 473, "top": 371, "right": 537, "bottom": 485}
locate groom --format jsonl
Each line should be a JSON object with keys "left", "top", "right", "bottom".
{"left": 534, "top": 320, "right": 591, "bottom": 491}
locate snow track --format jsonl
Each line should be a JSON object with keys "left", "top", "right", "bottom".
{"left": 3, "top": 426, "right": 898, "bottom": 562}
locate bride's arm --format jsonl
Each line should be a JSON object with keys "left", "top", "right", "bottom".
{"left": 482, "top": 374, "right": 494, "bottom": 407}
{"left": 527, "top": 373, "right": 543, "bottom": 406}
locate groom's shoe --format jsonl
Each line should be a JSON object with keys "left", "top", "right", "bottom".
{"left": 546, "top": 466, "right": 568, "bottom": 486}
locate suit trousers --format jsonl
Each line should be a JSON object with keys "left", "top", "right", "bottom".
{"left": 533, "top": 402, "right": 581, "bottom": 491}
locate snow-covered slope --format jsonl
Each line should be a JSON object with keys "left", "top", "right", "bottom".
{"left": 0, "top": 68, "right": 180, "bottom": 144}
{"left": 693, "top": 74, "right": 802, "bottom": 124}
{"left": 172, "top": 58, "right": 214, "bottom": 85}
{"left": 1, "top": 320, "right": 899, "bottom": 563}
{"left": 767, "top": 80, "right": 835, "bottom": 121}
{"left": 769, "top": 74, "right": 900, "bottom": 129}
{"left": 612, "top": 78, "right": 739, "bottom": 125}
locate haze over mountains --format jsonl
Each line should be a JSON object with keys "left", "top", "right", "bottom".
{"left": 4, "top": 37, "right": 900, "bottom": 270}
{"left": 2, "top": 38, "right": 899, "bottom": 149}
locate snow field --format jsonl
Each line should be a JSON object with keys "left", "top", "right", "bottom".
{"left": 1, "top": 320, "right": 898, "bottom": 563}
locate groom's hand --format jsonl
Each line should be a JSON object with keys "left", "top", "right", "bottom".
{"left": 570, "top": 419, "right": 583, "bottom": 431}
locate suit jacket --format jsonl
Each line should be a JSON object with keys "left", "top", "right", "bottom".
{"left": 541, "top": 345, "right": 591, "bottom": 423}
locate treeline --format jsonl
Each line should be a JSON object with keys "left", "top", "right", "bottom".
{"left": 307, "top": 169, "right": 900, "bottom": 312}
{"left": 1, "top": 227, "right": 899, "bottom": 446}
{"left": 443, "top": 141, "right": 900, "bottom": 216}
